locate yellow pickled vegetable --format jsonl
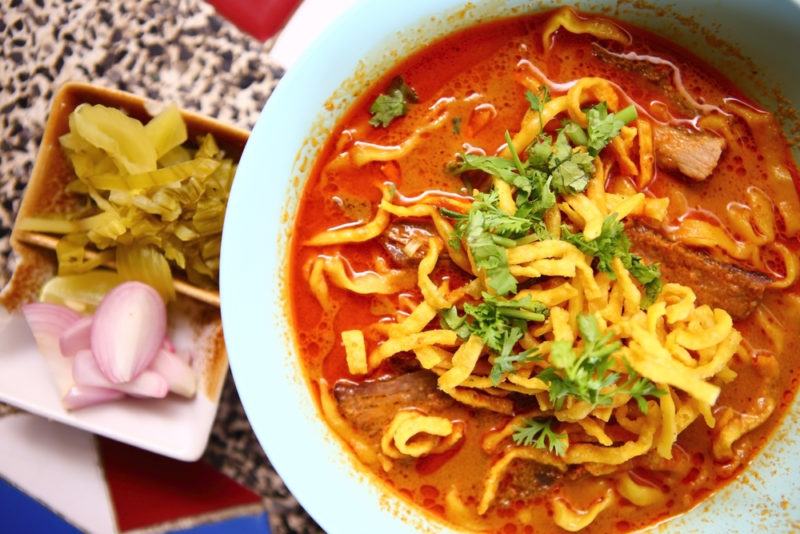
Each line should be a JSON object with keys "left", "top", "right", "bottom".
{"left": 69, "top": 104, "right": 158, "bottom": 174}
{"left": 17, "top": 103, "right": 236, "bottom": 301}
{"left": 40, "top": 270, "right": 123, "bottom": 313}
{"left": 116, "top": 244, "right": 176, "bottom": 302}
{"left": 144, "top": 104, "right": 188, "bottom": 158}
{"left": 158, "top": 145, "right": 192, "bottom": 167}
{"left": 56, "top": 234, "right": 114, "bottom": 275}
{"left": 90, "top": 157, "right": 219, "bottom": 191}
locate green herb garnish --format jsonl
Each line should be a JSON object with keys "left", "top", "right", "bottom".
{"left": 438, "top": 95, "right": 657, "bottom": 406}
{"left": 440, "top": 293, "right": 547, "bottom": 384}
{"left": 368, "top": 76, "right": 419, "bottom": 128}
{"left": 512, "top": 417, "right": 568, "bottom": 456}
{"left": 562, "top": 215, "right": 662, "bottom": 307}
{"left": 537, "top": 314, "right": 662, "bottom": 410}
{"left": 490, "top": 349, "right": 539, "bottom": 385}
{"left": 445, "top": 191, "right": 534, "bottom": 295}
{"left": 586, "top": 103, "right": 637, "bottom": 156}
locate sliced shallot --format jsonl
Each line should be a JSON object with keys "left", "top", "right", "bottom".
{"left": 149, "top": 349, "right": 196, "bottom": 398}
{"left": 59, "top": 316, "right": 93, "bottom": 358}
{"left": 161, "top": 337, "right": 175, "bottom": 353}
{"left": 73, "top": 350, "right": 168, "bottom": 398}
{"left": 62, "top": 386, "right": 125, "bottom": 411}
{"left": 90, "top": 281, "right": 166, "bottom": 383}
{"left": 22, "top": 303, "right": 81, "bottom": 360}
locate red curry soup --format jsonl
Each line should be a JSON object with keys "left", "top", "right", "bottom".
{"left": 288, "top": 8, "right": 800, "bottom": 533}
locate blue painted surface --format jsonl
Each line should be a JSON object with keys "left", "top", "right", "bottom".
{"left": 170, "top": 512, "right": 271, "bottom": 534}
{"left": 0, "top": 478, "right": 80, "bottom": 534}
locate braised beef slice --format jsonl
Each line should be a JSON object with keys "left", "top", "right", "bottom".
{"left": 334, "top": 371, "right": 455, "bottom": 441}
{"left": 653, "top": 125, "right": 725, "bottom": 181}
{"left": 628, "top": 225, "right": 771, "bottom": 320}
{"left": 593, "top": 44, "right": 671, "bottom": 85}
{"left": 591, "top": 44, "right": 694, "bottom": 116}
{"left": 495, "top": 462, "right": 587, "bottom": 507}
{"left": 494, "top": 459, "right": 562, "bottom": 505}
{"left": 336, "top": 372, "right": 576, "bottom": 499}
{"left": 380, "top": 222, "right": 435, "bottom": 267}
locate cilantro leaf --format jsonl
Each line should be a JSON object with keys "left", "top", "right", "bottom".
{"left": 625, "top": 255, "right": 662, "bottom": 308}
{"left": 515, "top": 180, "right": 555, "bottom": 224}
{"left": 369, "top": 92, "right": 405, "bottom": 127}
{"left": 618, "top": 359, "right": 665, "bottom": 413}
{"left": 624, "top": 377, "right": 665, "bottom": 413}
{"left": 550, "top": 152, "right": 594, "bottom": 195}
{"left": 445, "top": 191, "right": 535, "bottom": 295}
{"left": 368, "top": 77, "right": 418, "bottom": 128}
{"left": 525, "top": 90, "right": 544, "bottom": 112}
{"left": 536, "top": 314, "right": 663, "bottom": 412}
{"left": 562, "top": 215, "right": 628, "bottom": 274}
{"left": 547, "top": 131, "right": 594, "bottom": 195}
{"left": 472, "top": 191, "right": 532, "bottom": 237}
{"left": 525, "top": 86, "right": 550, "bottom": 116}
{"left": 551, "top": 130, "right": 573, "bottom": 163}
{"left": 490, "top": 348, "right": 539, "bottom": 385}
{"left": 537, "top": 314, "right": 623, "bottom": 410}
{"left": 512, "top": 418, "right": 568, "bottom": 456}
{"left": 438, "top": 207, "right": 466, "bottom": 250}
{"left": 526, "top": 135, "right": 553, "bottom": 170}
{"left": 522, "top": 132, "right": 594, "bottom": 196}
{"left": 561, "top": 215, "right": 663, "bottom": 307}
{"left": 466, "top": 209, "right": 518, "bottom": 295}
{"left": 441, "top": 293, "right": 548, "bottom": 384}
{"left": 586, "top": 103, "right": 637, "bottom": 156}
{"left": 455, "top": 153, "right": 530, "bottom": 192}
{"left": 461, "top": 293, "right": 547, "bottom": 353}
{"left": 439, "top": 306, "right": 471, "bottom": 339}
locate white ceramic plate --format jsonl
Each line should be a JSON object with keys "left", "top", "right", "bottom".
{"left": 0, "top": 305, "right": 225, "bottom": 462}
{"left": 222, "top": 0, "right": 800, "bottom": 531}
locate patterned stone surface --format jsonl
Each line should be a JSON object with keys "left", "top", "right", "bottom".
{"left": 0, "top": 1, "right": 321, "bottom": 532}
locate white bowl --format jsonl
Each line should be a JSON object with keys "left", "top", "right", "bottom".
{"left": 221, "top": 1, "right": 800, "bottom": 531}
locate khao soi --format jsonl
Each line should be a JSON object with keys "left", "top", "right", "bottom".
{"left": 288, "top": 8, "right": 800, "bottom": 532}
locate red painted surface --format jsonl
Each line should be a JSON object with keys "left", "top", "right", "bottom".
{"left": 98, "top": 438, "right": 262, "bottom": 531}
{"left": 207, "top": 0, "right": 301, "bottom": 41}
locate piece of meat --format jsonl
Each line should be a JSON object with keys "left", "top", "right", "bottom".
{"left": 334, "top": 371, "right": 455, "bottom": 441}
{"left": 628, "top": 225, "right": 771, "bottom": 320}
{"left": 494, "top": 459, "right": 563, "bottom": 506}
{"left": 592, "top": 44, "right": 672, "bottom": 85}
{"left": 653, "top": 125, "right": 725, "bottom": 181}
{"left": 380, "top": 222, "right": 435, "bottom": 267}
{"left": 495, "top": 463, "right": 588, "bottom": 508}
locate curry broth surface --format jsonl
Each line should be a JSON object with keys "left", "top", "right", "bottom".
{"left": 289, "top": 11, "right": 800, "bottom": 533}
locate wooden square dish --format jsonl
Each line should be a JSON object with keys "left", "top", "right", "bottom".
{"left": 0, "top": 82, "right": 248, "bottom": 461}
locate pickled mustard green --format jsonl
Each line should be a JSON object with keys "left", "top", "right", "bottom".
{"left": 18, "top": 103, "right": 236, "bottom": 302}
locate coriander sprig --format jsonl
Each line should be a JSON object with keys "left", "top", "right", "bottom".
{"left": 562, "top": 215, "right": 662, "bottom": 307}
{"left": 536, "top": 314, "right": 663, "bottom": 410}
{"left": 512, "top": 417, "right": 568, "bottom": 456}
{"left": 440, "top": 293, "right": 548, "bottom": 384}
{"left": 368, "top": 76, "right": 419, "bottom": 128}
{"left": 444, "top": 191, "right": 532, "bottom": 295}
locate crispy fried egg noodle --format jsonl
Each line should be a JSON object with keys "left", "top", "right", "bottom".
{"left": 380, "top": 411, "right": 464, "bottom": 459}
